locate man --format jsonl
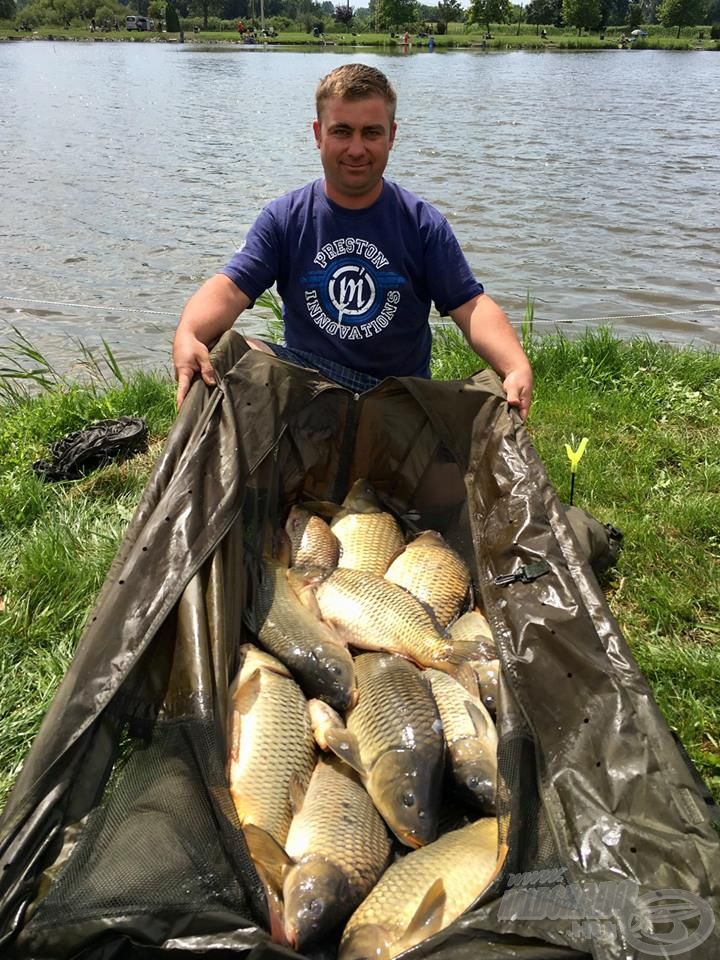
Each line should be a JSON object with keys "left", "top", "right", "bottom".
{"left": 173, "top": 64, "right": 533, "bottom": 418}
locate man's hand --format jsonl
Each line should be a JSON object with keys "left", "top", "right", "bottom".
{"left": 450, "top": 294, "right": 534, "bottom": 421}
{"left": 502, "top": 366, "right": 533, "bottom": 422}
{"left": 172, "top": 274, "right": 252, "bottom": 408}
{"left": 173, "top": 329, "right": 217, "bottom": 409}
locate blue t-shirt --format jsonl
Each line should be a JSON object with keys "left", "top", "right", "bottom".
{"left": 219, "top": 179, "right": 483, "bottom": 379}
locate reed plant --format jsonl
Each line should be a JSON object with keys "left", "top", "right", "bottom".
{"left": 0, "top": 329, "right": 718, "bottom": 810}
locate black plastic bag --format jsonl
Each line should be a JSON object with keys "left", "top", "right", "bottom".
{"left": 33, "top": 417, "right": 148, "bottom": 482}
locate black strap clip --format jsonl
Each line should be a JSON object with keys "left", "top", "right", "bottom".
{"left": 494, "top": 559, "right": 552, "bottom": 587}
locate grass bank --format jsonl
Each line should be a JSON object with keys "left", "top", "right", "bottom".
{"left": 0, "top": 328, "right": 718, "bottom": 811}
{"left": 1, "top": 24, "right": 718, "bottom": 51}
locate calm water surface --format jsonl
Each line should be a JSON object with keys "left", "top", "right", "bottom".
{"left": 1, "top": 42, "right": 718, "bottom": 374}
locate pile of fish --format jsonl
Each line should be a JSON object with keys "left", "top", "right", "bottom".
{"left": 227, "top": 479, "right": 505, "bottom": 959}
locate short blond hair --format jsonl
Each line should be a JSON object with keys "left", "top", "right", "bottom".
{"left": 315, "top": 64, "right": 397, "bottom": 123}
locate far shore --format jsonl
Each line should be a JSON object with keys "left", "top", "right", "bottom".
{"left": 1, "top": 26, "right": 718, "bottom": 52}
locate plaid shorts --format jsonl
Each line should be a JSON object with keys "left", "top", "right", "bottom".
{"left": 263, "top": 343, "right": 381, "bottom": 394}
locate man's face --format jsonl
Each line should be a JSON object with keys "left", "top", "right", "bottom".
{"left": 313, "top": 95, "right": 397, "bottom": 208}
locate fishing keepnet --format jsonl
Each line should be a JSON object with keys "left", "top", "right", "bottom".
{"left": 1, "top": 332, "right": 717, "bottom": 960}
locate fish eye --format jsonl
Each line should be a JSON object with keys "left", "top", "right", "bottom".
{"left": 467, "top": 775, "right": 480, "bottom": 790}
{"left": 402, "top": 792, "right": 416, "bottom": 807}
{"left": 309, "top": 898, "right": 324, "bottom": 917}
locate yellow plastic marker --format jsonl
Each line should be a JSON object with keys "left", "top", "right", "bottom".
{"left": 564, "top": 437, "right": 589, "bottom": 505}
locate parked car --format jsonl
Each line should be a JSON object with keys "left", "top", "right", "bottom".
{"left": 126, "top": 15, "right": 155, "bottom": 31}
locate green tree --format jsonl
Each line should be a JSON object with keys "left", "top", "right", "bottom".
{"left": 188, "top": 0, "right": 222, "bottom": 27}
{"left": 0, "top": 0, "right": 17, "bottom": 17}
{"left": 467, "top": 0, "right": 512, "bottom": 31}
{"left": 377, "top": 0, "right": 417, "bottom": 28}
{"left": 657, "top": 0, "right": 704, "bottom": 33}
{"left": 562, "top": 0, "right": 600, "bottom": 31}
{"left": 627, "top": 0, "right": 642, "bottom": 24}
{"left": 165, "top": 0, "right": 181, "bottom": 28}
{"left": 335, "top": 2, "right": 353, "bottom": 23}
{"left": 526, "top": 0, "right": 561, "bottom": 27}
{"left": 437, "top": 0, "right": 463, "bottom": 18}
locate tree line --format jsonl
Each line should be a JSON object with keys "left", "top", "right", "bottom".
{"left": 4, "top": 0, "right": 719, "bottom": 37}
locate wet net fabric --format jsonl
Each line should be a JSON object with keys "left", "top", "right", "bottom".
{"left": 22, "top": 720, "right": 262, "bottom": 951}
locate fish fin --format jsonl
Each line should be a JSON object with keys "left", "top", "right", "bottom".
{"left": 288, "top": 772, "right": 308, "bottom": 817}
{"left": 300, "top": 498, "right": 341, "bottom": 519}
{"left": 325, "top": 727, "right": 366, "bottom": 777}
{"left": 466, "top": 699, "right": 493, "bottom": 739}
{"left": 286, "top": 565, "right": 328, "bottom": 605}
{"left": 454, "top": 662, "right": 480, "bottom": 697}
{"left": 308, "top": 698, "right": 344, "bottom": 751}
{"left": 396, "top": 877, "right": 447, "bottom": 951}
{"left": 242, "top": 824, "right": 292, "bottom": 946}
{"left": 242, "top": 823, "right": 292, "bottom": 891}
{"left": 234, "top": 668, "right": 263, "bottom": 716}
{"left": 273, "top": 529, "right": 292, "bottom": 567}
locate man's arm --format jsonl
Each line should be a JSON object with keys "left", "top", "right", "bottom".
{"left": 173, "top": 274, "right": 252, "bottom": 407}
{"left": 449, "top": 293, "right": 533, "bottom": 421}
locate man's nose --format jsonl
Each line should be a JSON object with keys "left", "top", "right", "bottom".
{"left": 346, "top": 131, "right": 365, "bottom": 154}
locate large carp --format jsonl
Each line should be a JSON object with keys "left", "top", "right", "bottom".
{"left": 252, "top": 556, "right": 356, "bottom": 712}
{"left": 425, "top": 667, "right": 498, "bottom": 812}
{"left": 326, "top": 652, "right": 445, "bottom": 849}
{"left": 294, "top": 566, "right": 459, "bottom": 672}
{"left": 330, "top": 479, "right": 405, "bottom": 575}
{"left": 282, "top": 755, "right": 392, "bottom": 951}
{"left": 339, "top": 817, "right": 504, "bottom": 960}
{"left": 227, "top": 646, "right": 316, "bottom": 847}
{"left": 385, "top": 530, "right": 471, "bottom": 628}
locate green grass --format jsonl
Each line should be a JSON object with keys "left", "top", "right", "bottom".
{"left": 1, "top": 24, "right": 718, "bottom": 51}
{"left": 0, "top": 329, "right": 718, "bottom": 811}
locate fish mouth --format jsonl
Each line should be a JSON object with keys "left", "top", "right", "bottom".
{"left": 397, "top": 829, "right": 423, "bottom": 850}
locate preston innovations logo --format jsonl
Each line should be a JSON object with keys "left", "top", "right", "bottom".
{"left": 301, "top": 237, "right": 406, "bottom": 340}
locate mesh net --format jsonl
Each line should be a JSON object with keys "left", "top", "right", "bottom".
{"left": 28, "top": 720, "right": 257, "bottom": 929}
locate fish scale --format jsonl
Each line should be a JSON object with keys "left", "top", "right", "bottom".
{"left": 385, "top": 532, "right": 471, "bottom": 628}
{"left": 345, "top": 653, "right": 444, "bottom": 847}
{"left": 332, "top": 512, "right": 405, "bottom": 575}
{"left": 350, "top": 655, "right": 439, "bottom": 766}
{"left": 285, "top": 757, "right": 391, "bottom": 899}
{"left": 340, "top": 818, "right": 500, "bottom": 960}
{"left": 227, "top": 648, "right": 316, "bottom": 846}
{"left": 315, "top": 567, "right": 454, "bottom": 668}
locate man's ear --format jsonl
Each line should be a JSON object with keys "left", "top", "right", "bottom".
{"left": 389, "top": 121, "right": 397, "bottom": 150}
{"left": 313, "top": 118, "right": 321, "bottom": 148}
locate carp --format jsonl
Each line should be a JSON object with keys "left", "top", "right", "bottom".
{"left": 330, "top": 479, "right": 405, "bottom": 575}
{"left": 295, "top": 565, "right": 459, "bottom": 672}
{"left": 252, "top": 556, "right": 356, "bottom": 712}
{"left": 425, "top": 667, "right": 498, "bottom": 812}
{"left": 326, "top": 652, "right": 445, "bottom": 849}
{"left": 339, "top": 817, "right": 503, "bottom": 960}
{"left": 385, "top": 530, "right": 471, "bottom": 628}
{"left": 227, "top": 645, "right": 315, "bottom": 847}
{"left": 282, "top": 755, "right": 392, "bottom": 951}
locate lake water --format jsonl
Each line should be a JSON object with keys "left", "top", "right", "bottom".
{"left": 1, "top": 41, "right": 719, "bottom": 377}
